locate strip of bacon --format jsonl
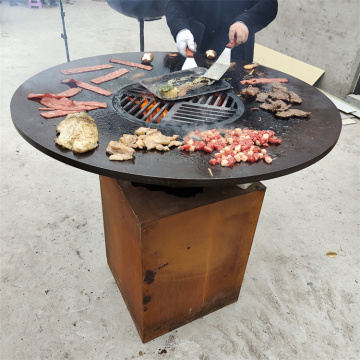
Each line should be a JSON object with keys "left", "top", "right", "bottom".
{"left": 40, "top": 96, "right": 107, "bottom": 111}
{"left": 60, "top": 64, "right": 113, "bottom": 75}
{"left": 61, "top": 78, "right": 112, "bottom": 96}
{"left": 109, "top": 58, "right": 153, "bottom": 71}
{"left": 28, "top": 88, "right": 82, "bottom": 99}
{"left": 40, "top": 110, "right": 80, "bottom": 119}
{"left": 91, "top": 68, "right": 129, "bottom": 84}
{"left": 240, "top": 78, "right": 289, "bottom": 85}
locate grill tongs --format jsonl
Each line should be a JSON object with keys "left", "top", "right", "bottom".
{"left": 203, "top": 41, "right": 236, "bottom": 81}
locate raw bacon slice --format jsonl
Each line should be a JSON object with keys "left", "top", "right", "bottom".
{"left": 40, "top": 110, "right": 80, "bottom": 119}
{"left": 109, "top": 58, "right": 153, "bottom": 71}
{"left": 240, "top": 78, "right": 288, "bottom": 85}
{"left": 91, "top": 68, "right": 129, "bottom": 84}
{"left": 40, "top": 96, "right": 107, "bottom": 111}
{"left": 61, "top": 78, "right": 112, "bottom": 96}
{"left": 60, "top": 64, "right": 113, "bottom": 75}
{"left": 28, "top": 88, "right": 82, "bottom": 99}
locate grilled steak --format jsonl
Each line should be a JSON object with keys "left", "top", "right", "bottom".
{"left": 271, "top": 81, "right": 288, "bottom": 93}
{"left": 275, "top": 109, "right": 311, "bottom": 118}
{"left": 288, "top": 91, "right": 303, "bottom": 104}
{"left": 256, "top": 92, "right": 270, "bottom": 102}
{"left": 260, "top": 99, "right": 291, "bottom": 112}
{"left": 269, "top": 89, "right": 290, "bottom": 102}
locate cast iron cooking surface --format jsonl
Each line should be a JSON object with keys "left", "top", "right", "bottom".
{"left": 11, "top": 52, "right": 341, "bottom": 187}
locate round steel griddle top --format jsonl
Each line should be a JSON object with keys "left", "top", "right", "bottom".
{"left": 11, "top": 52, "right": 341, "bottom": 187}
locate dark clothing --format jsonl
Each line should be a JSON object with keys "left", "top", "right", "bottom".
{"left": 166, "top": 0, "right": 278, "bottom": 62}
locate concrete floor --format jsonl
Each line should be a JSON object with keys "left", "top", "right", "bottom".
{"left": 1, "top": 1, "right": 359, "bottom": 359}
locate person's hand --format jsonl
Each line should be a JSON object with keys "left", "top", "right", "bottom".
{"left": 176, "top": 29, "right": 196, "bottom": 57}
{"left": 229, "top": 22, "right": 249, "bottom": 46}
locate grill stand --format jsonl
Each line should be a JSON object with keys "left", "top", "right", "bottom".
{"left": 100, "top": 176, "right": 266, "bottom": 342}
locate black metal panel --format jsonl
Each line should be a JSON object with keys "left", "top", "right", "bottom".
{"left": 10, "top": 51, "right": 342, "bottom": 187}
{"left": 106, "top": 0, "right": 166, "bottom": 20}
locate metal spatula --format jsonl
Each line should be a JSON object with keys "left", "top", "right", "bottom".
{"left": 181, "top": 48, "right": 198, "bottom": 70}
{"left": 203, "top": 41, "right": 236, "bottom": 80}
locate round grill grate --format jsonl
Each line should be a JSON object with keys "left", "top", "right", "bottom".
{"left": 112, "top": 83, "right": 245, "bottom": 129}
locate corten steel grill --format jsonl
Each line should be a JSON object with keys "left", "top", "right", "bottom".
{"left": 10, "top": 51, "right": 342, "bottom": 342}
{"left": 10, "top": 52, "right": 342, "bottom": 187}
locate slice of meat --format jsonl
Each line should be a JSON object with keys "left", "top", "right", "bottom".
{"left": 275, "top": 109, "right": 311, "bottom": 118}
{"left": 91, "top": 68, "right": 129, "bottom": 84}
{"left": 256, "top": 92, "right": 269, "bottom": 102}
{"left": 40, "top": 96, "right": 107, "bottom": 111}
{"left": 40, "top": 110, "right": 80, "bottom": 119}
{"left": 60, "top": 64, "right": 113, "bottom": 75}
{"left": 241, "top": 86, "right": 260, "bottom": 97}
{"left": 61, "top": 79, "right": 112, "bottom": 96}
{"left": 109, "top": 58, "right": 153, "bottom": 71}
{"left": 260, "top": 99, "right": 291, "bottom": 112}
{"left": 106, "top": 141, "right": 136, "bottom": 161}
{"left": 288, "top": 91, "right": 303, "bottom": 104}
{"left": 240, "top": 78, "right": 288, "bottom": 85}
{"left": 271, "top": 81, "right": 288, "bottom": 93}
{"left": 55, "top": 112, "right": 99, "bottom": 153}
{"left": 269, "top": 89, "right": 289, "bottom": 102}
{"left": 28, "top": 88, "right": 82, "bottom": 99}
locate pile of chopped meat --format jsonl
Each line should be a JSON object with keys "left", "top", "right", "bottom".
{"left": 106, "top": 127, "right": 183, "bottom": 161}
{"left": 242, "top": 81, "right": 311, "bottom": 119}
{"left": 179, "top": 128, "right": 281, "bottom": 167}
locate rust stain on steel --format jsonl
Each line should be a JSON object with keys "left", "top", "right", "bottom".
{"left": 144, "top": 270, "right": 156, "bottom": 284}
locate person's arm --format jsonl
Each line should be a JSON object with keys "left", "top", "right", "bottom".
{"left": 165, "top": 0, "right": 193, "bottom": 42}
{"left": 233, "top": 0, "right": 278, "bottom": 35}
{"left": 165, "top": 0, "right": 196, "bottom": 56}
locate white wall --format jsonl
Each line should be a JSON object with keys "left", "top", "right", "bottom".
{"left": 256, "top": 0, "right": 360, "bottom": 98}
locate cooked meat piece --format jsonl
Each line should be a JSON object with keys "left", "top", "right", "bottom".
{"left": 288, "top": 91, "right": 303, "bottom": 104}
{"left": 241, "top": 86, "right": 260, "bottom": 97}
{"left": 106, "top": 141, "right": 135, "bottom": 161}
{"left": 134, "top": 127, "right": 158, "bottom": 136}
{"left": 168, "top": 140, "right": 183, "bottom": 147}
{"left": 120, "top": 134, "right": 138, "bottom": 147}
{"left": 260, "top": 99, "right": 291, "bottom": 112}
{"left": 269, "top": 89, "right": 289, "bottom": 102}
{"left": 155, "top": 144, "right": 170, "bottom": 151}
{"left": 275, "top": 109, "right": 311, "bottom": 118}
{"left": 271, "top": 81, "right": 288, "bottom": 93}
{"left": 54, "top": 112, "right": 98, "bottom": 153}
{"left": 109, "top": 153, "right": 134, "bottom": 161}
{"left": 256, "top": 92, "right": 269, "bottom": 102}
{"left": 107, "top": 127, "right": 182, "bottom": 161}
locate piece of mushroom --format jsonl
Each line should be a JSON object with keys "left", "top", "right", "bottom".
{"left": 205, "top": 50, "right": 217, "bottom": 59}
{"left": 141, "top": 52, "right": 154, "bottom": 64}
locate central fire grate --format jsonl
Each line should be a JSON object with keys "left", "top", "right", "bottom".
{"left": 112, "top": 84, "right": 245, "bottom": 128}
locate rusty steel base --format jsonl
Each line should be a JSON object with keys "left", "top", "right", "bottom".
{"left": 99, "top": 176, "right": 266, "bottom": 342}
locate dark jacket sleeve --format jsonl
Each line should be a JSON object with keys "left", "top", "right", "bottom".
{"left": 166, "top": 0, "right": 193, "bottom": 40}
{"left": 233, "top": 0, "right": 278, "bottom": 35}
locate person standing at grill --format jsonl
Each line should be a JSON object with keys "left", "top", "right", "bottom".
{"left": 165, "top": 0, "right": 278, "bottom": 62}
